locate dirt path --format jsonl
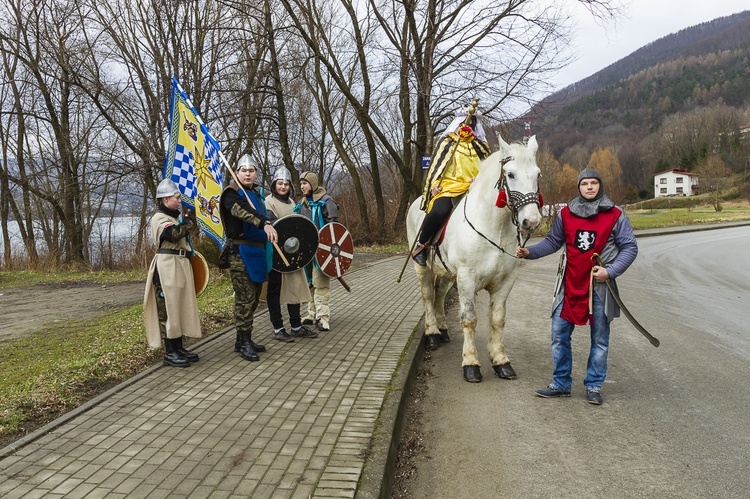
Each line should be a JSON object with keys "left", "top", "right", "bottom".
{"left": 0, "top": 281, "right": 144, "bottom": 344}
{"left": 0, "top": 250, "right": 400, "bottom": 345}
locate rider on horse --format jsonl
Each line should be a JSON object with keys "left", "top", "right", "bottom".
{"left": 412, "top": 108, "right": 491, "bottom": 266}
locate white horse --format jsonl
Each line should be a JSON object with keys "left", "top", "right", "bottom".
{"left": 406, "top": 135, "right": 542, "bottom": 382}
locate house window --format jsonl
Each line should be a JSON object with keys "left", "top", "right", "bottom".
{"left": 660, "top": 188, "right": 667, "bottom": 194}
{"left": 676, "top": 177, "right": 683, "bottom": 183}
{"left": 676, "top": 187, "right": 683, "bottom": 193}
{"left": 660, "top": 178, "right": 667, "bottom": 184}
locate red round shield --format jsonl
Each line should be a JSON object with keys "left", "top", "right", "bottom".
{"left": 315, "top": 222, "right": 354, "bottom": 278}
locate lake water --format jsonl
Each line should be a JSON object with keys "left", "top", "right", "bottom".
{"left": 1, "top": 216, "right": 144, "bottom": 266}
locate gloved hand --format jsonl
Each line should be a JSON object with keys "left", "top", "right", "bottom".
{"left": 181, "top": 213, "right": 196, "bottom": 230}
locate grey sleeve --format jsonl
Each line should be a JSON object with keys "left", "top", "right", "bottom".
{"left": 324, "top": 198, "right": 339, "bottom": 223}
{"left": 604, "top": 212, "right": 638, "bottom": 279}
{"left": 527, "top": 215, "right": 565, "bottom": 260}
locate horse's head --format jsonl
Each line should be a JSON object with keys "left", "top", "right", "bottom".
{"left": 494, "top": 135, "right": 543, "bottom": 238}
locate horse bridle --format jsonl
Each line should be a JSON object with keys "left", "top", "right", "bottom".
{"left": 463, "top": 155, "right": 541, "bottom": 257}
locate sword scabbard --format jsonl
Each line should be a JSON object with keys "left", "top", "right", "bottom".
{"left": 592, "top": 253, "right": 660, "bottom": 348}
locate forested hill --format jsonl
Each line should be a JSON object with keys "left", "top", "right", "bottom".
{"left": 533, "top": 10, "right": 750, "bottom": 162}
{"left": 548, "top": 11, "right": 750, "bottom": 105}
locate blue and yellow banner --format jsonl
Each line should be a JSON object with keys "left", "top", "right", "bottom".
{"left": 163, "top": 77, "right": 225, "bottom": 246}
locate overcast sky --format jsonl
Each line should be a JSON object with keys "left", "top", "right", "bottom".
{"left": 552, "top": 0, "right": 750, "bottom": 91}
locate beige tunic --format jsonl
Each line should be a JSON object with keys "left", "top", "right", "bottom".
{"left": 265, "top": 195, "right": 313, "bottom": 305}
{"left": 143, "top": 211, "right": 202, "bottom": 349}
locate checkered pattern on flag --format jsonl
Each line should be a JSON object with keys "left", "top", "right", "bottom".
{"left": 163, "top": 77, "right": 226, "bottom": 247}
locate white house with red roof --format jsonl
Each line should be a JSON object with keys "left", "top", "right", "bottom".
{"left": 652, "top": 168, "right": 700, "bottom": 197}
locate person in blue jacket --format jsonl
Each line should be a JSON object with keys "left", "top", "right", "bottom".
{"left": 219, "top": 155, "right": 278, "bottom": 361}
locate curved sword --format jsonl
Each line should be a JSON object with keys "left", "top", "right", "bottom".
{"left": 592, "top": 253, "right": 660, "bottom": 348}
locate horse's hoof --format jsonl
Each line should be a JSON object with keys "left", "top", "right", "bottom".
{"left": 493, "top": 362, "right": 517, "bottom": 380}
{"left": 438, "top": 328, "right": 450, "bottom": 343}
{"left": 463, "top": 365, "right": 482, "bottom": 383}
{"left": 424, "top": 334, "right": 441, "bottom": 349}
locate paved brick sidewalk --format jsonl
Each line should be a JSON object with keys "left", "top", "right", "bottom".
{"left": 0, "top": 257, "right": 421, "bottom": 498}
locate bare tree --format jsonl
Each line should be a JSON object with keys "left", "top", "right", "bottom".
{"left": 0, "top": 0, "right": 102, "bottom": 263}
{"left": 269, "top": 0, "right": 619, "bottom": 231}
{"left": 695, "top": 154, "right": 732, "bottom": 212}
{"left": 0, "top": 39, "right": 40, "bottom": 266}
{"left": 0, "top": 0, "right": 623, "bottom": 266}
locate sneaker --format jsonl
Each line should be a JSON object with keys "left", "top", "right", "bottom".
{"left": 301, "top": 315, "right": 316, "bottom": 325}
{"left": 586, "top": 388, "right": 603, "bottom": 405}
{"left": 535, "top": 384, "right": 571, "bottom": 398}
{"left": 316, "top": 318, "right": 330, "bottom": 332}
{"left": 291, "top": 325, "right": 318, "bottom": 338}
{"left": 274, "top": 328, "right": 295, "bottom": 343}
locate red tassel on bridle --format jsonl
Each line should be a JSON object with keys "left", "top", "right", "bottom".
{"left": 538, "top": 190, "right": 544, "bottom": 208}
{"left": 495, "top": 190, "right": 507, "bottom": 208}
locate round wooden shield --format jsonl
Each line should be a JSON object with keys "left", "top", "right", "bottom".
{"left": 190, "top": 250, "right": 210, "bottom": 297}
{"left": 272, "top": 214, "right": 319, "bottom": 273}
{"left": 315, "top": 222, "right": 354, "bottom": 278}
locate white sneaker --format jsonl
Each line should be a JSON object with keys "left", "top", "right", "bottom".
{"left": 316, "top": 318, "right": 330, "bottom": 331}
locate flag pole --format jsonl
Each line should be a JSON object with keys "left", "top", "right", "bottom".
{"left": 218, "top": 151, "right": 290, "bottom": 268}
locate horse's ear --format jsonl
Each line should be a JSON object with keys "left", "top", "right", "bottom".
{"left": 497, "top": 134, "right": 510, "bottom": 150}
{"left": 527, "top": 135, "right": 538, "bottom": 154}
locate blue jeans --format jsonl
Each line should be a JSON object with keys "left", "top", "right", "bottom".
{"left": 549, "top": 293, "right": 611, "bottom": 391}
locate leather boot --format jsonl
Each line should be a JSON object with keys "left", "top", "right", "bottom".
{"left": 163, "top": 338, "right": 190, "bottom": 367}
{"left": 238, "top": 330, "right": 259, "bottom": 362}
{"left": 235, "top": 330, "right": 265, "bottom": 352}
{"left": 412, "top": 243, "right": 427, "bottom": 266}
{"left": 175, "top": 336, "right": 199, "bottom": 362}
{"left": 251, "top": 338, "right": 266, "bottom": 352}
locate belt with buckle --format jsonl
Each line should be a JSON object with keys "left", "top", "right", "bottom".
{"left": 157, "top": 248, "right": 190, "bottom": 257}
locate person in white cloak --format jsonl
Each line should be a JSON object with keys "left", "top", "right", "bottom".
{"left": 143, "top": 178, "right": 202, "bottom": 367}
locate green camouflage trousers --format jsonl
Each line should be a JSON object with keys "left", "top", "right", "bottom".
{"left": 155, "top": 285, "right": 167, "bottom": 338}
{"left": 229, "top": 253, "right": 263, "bottom": 332}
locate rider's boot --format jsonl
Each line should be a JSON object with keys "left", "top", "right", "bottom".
{"left": 412, "top": 243, "right": 428, "bottom": 266}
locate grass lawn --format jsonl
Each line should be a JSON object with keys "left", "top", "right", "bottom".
{"left": 0, "top": 272, "right": 235, "bottom": 445}
{"left": 626, "top": 204, "right": 750, "bottom": 230}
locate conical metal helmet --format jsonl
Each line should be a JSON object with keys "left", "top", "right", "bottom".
{"left": 272, "top": 167, "right": 292, "bottom": 184}
{"left": 236, "top": 154, "right": 255, "bottom": 171}
{"left": 156, "top": 178, "right": 180, "bottom": 199}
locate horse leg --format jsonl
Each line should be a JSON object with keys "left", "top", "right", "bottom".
{"left": 433, "top": 277, "right": 453, "bottom": 343}
{"left": 415, "top": 264, "right": 442, "bottom": 349}
{"left": 487, "top": 287, "right": 517, "bottom": 380}
{"left": 456, "top": 275, "right": 481, "bottom": 382}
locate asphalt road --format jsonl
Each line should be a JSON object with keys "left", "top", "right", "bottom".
{"left": 399, "top": 225, "right": 750, "bottom": 498}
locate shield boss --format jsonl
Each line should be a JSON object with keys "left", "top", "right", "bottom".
{"left": 272, "top": 215, "right": 319, "bottom": 272}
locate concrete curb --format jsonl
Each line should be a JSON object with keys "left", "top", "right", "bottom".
{"left": 357, "top": 317, "right": 426, "bottom": 499}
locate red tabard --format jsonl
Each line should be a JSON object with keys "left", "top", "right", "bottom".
{"left": 560, "top": 206, "right": 621, "bottom": 325}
